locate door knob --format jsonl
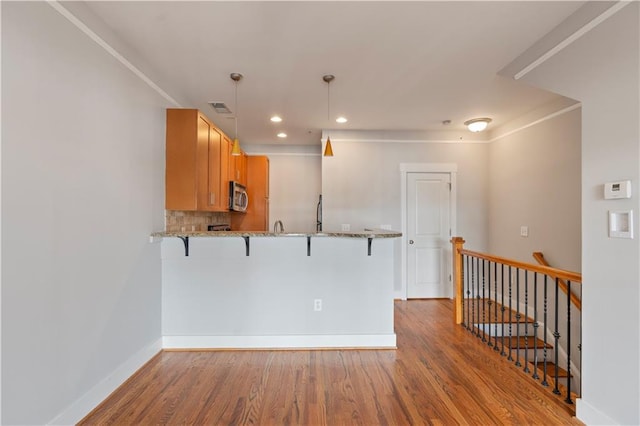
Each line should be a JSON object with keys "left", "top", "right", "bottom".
{"left": 409, "top": 240, "right": 414, "bottom": 244}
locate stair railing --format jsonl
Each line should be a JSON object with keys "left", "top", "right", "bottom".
{"left": 533, "top": 251, "right": 581, "bottom": 311}
{"left": 451, "top": 237, "right": 582, "bottom": 405}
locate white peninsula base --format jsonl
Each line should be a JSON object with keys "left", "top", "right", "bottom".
{"left": 160, "top": 234, "right": 397, "bottom": 349}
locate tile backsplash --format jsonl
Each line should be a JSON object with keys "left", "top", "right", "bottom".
{"left": 165, "top": 210, "right": 230, "bottom": 232}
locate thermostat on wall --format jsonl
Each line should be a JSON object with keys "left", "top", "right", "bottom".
{"left": 604, "top": 180, "right": 631, "bottom": 199}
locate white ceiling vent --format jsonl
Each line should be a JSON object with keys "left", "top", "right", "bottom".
{"left": 209, "top": 102, "right": 232, "bottom": 114}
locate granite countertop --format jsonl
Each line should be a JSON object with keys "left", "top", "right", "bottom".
{"left": 151, "top": 229, "right": 402, "bottom": 239}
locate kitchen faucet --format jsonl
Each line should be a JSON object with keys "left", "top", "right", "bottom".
{"left": 316, "top": 194, "right": 322, "bottom": 232}
{"left": 273, "top": 220, "right": 284, "bottom": 233}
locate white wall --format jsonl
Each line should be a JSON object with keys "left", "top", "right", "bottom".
{"left": 2, "top": 3, "right": 169, "bottom": 424}
{"left": 515, "top": 3, "right": 639, "bottom": 424}
{"left": 321, "top": 135, "right": 490, "bottom": 295}
{"left": 268, "top": 155, "right": 321, "bottom": 233}
{"left": 161, "top": 236, "right": 395, "bottom": 348}
{"left": 244, "top": 146, "right": 322, "bottom": 233}
{"left": 488, "top": 105, "right": 582, "bottom": 271}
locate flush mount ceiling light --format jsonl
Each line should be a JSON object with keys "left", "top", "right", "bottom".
{"left": 464, "top": 117, "right": 492, "bottom": 132}
{"left": 323, "top": 74, "right": 335, "bottom": 157}
{"left": 336, "top": 116, "right": 348, "bottom": 124}
{"left": 230, "top": 73, "right": 243, "bottom": 156}
{"left": 277, "top": 132, "right": 287, "bottom": 138}
{"left": 270, "top": 116, "right": 282, "bottom": 123}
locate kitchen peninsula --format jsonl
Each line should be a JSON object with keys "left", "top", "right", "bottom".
{"left": 153, "top": 229, "right": 401, "bottom": 349}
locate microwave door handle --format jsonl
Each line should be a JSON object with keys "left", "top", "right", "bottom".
{"left": 242, "top": 191, "right": 249, "bottom": 210}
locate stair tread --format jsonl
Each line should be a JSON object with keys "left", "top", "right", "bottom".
{"left": 528, "top": 361, "right": 572, "bottom": 378}
{"left": 499, "top": 335, "right": 552, "bottom": 349}
{"left": 472, "top": 329, "right": 553, "bottom": 349}
{"left": 466, "top": 298, "right": 535, "bottom": 324}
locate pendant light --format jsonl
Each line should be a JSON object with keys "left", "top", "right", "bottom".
{"left": 230, "top": 72, "right": 243, "bottom": 156}
{"left": 323, "top": 74, "right": 335, "bottom": 157}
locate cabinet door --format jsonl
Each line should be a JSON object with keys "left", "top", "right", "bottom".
{"left": 230, "top": 151, "right": 247, "bottom": 185}
{"left": 243, "top": 156, "right": 270, "bottom": 231}
{"left": 196, "top": 115, "right": 212, "bottom": 210}
{"left": 230, "top": 149, "right": 237, "bottom": 182}
{"left": 166, "top": 109, "right": 199, "bottom": 210}
{"left": 207, "top": 126, "right": 222, "bottom": 210}
{"left": 220, "top": 136, "right": 230, "bottom": 210}
{"left": 238, "top": 152, "right": 247, "bottom": 186}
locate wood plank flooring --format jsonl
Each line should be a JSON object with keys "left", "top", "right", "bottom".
{"left": 80, "top": 300, "right": 582, "bottom": 425}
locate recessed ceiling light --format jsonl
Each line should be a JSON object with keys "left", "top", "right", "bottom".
{"left": 336, "top": 116, "right": 348, "bottom": 124}
{"left": 277, "top": 132, "right": 287, "bottom": 138}
{"left": 270, "top": 116, "right": 282, "bottom": 123}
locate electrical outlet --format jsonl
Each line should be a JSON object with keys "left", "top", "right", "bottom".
{"left": 314, "top": 299, "right": 322, "bottom": 311}
{"left": 520, "top": 226, "right": 529, "bottom": 237}
{"left": 341, "top": 224, "right": 351, "bottom": 231}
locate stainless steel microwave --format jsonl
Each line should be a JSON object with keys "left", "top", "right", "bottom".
{"left": 229, "top": 181, "right": 248, "bottom": 212}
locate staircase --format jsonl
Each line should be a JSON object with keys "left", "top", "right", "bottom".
{"left": 451, "top": 238, "right": 582, "bottom": 408}
{"left": 471, "top": 299, "right": 577, "bottom": 399}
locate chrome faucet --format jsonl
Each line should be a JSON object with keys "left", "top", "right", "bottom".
{"left": 273, "top": 220, "right": 284, "bottom": 233}
{"left": 316, "top": 194, "right": 322, "bottom": 232}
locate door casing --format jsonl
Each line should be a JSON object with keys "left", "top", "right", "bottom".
{"left": 400, "top": 163, "right": 457, "bottom": 300}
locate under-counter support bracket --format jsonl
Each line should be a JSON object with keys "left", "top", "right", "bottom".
{"left": 368, "top": 238, "right": 373, "bottom": 256}
{"left": 178, "top": 236, "right": 189, "bottom": 257}
{"left": 307, "top": 236, "right": 311, "bottom": 256}
{"left": 243, "top": 236, "right": 250, "bottom": 256}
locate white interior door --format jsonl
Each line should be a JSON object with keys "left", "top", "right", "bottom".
{"left": 407, "top": 172, "right": 451, "bottom": 298}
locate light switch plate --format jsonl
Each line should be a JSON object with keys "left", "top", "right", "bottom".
{"left": 520, "top": 226, "right": 529, "bottom": 237}
{"left": 609, "top": 210, "right": 633, "bottom": 238}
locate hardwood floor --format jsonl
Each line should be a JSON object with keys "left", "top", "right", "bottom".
{"left": 80, "top": 300, "right": 582, "bottom": 425}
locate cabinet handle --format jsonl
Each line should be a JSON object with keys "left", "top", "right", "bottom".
{"left": 409, "top": 240, "right": 414, "bottom": 244}
{"left": 210, "top": 192, "right": 215, "bottom": 205}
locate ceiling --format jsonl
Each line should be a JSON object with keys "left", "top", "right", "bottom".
{"left": 77, "top": 1, "right": 585, "bottom": 146}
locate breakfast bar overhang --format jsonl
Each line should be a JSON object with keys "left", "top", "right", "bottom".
{"left": 153, "top": 230, "right": 401, "bottom": 349}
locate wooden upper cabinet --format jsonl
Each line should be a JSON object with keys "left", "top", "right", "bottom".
{"left": 220, "top": 136, "right": 231, "bottom": 210}
{"left": 231, "top": 155, "right": 269, "bottom": 231}
{"left": 204, "top": 126, "right": 222, "bottom": 210}
{"left": 165, "top": 108, "right": 230, "bottom": 212}
{"left": 230, "top": 150, "right": 247, "bottom": 186}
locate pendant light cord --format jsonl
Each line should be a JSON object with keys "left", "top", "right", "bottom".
{"left": 327, "top": 80, "right": 330, "bottom": 122}
{"left": 234, "top": 80, "right": 239, "bottom": 140}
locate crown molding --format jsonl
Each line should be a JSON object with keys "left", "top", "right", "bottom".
{"left": 46, "top": 1, "right": 181, "bottom": 107}
{"left": 490, "top": 103, "right": 581, "bottom": 143}
{"left": 504, "top": 1, "right": 632, "bottom": 81}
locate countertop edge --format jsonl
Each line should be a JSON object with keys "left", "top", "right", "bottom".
{"left": 151, "top": 229, "right": 402, "bottom": 239}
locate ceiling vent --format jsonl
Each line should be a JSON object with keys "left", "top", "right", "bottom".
{"left": 209, "top": 102, "right": 232, "bottom": 114}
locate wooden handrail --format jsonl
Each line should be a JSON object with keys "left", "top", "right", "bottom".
{"left": 458, "top": 248, "right": 582, "bottom": 283}
{"left": 532, "top": 252, "right": 581, "bottom": 311}
{"left": 451, "top": 237, "right": 582, "bottom": 324}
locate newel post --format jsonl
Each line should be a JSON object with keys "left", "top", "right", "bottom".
{"left": 451, "top": 237, "right": 465, "bottom": 324}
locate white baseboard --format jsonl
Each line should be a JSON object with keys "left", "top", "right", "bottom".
{"left": 163, "top": 334, "right": 397, "bottom": 349}
{"left": 576, "top": 398, "right": 618, "bottom": 425}
{"left": 47, "top": 338, "right": 162, "bottom": 426}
